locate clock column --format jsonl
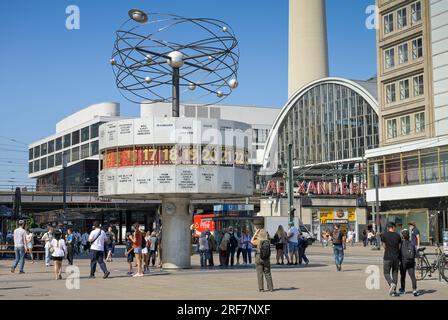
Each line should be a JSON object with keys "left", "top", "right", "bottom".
{"left": 161, "top": 197, "right": 193, "bottom": 269}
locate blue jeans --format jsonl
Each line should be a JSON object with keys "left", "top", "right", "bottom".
{"left": 45, "top": 246, "right": 52, "bottom": 265}
{"left": 199, "top": 250, "right": 209, "bottom": 267}
{"left": 333, "top": 244, "right": 344, "bottom": 266}
{"left": 12, "top": 247, "right": 25, "bottom": 272}
{"left": 242, "top": 248, "right": 252, "bottom": 264}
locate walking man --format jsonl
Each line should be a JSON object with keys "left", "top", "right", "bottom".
{"left": 88, "top": 221, "right": 110, "bottom": 279}
{"left": 381, "top": 222, "right": 401, "bottom": 296}
{"left": 287, "top": 221, "right": 299, "bottom": 265}
{"left": 331, "top": 224, "right": 345, "bottom": 271}
{"left": 11, "top": 220, "right": 27, "bottom": 274}
{"left": 41, "top": 226, "right": 53, "bottom": 267}
{"left": 408, "top": 222, "right": 421, "bottom": 249}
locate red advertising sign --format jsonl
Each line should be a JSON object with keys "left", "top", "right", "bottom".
{"left": 193, "top": 214, "right": 215, "bottom": 238}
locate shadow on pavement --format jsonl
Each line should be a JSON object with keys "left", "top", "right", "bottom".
{"left": 272, "top": 287, "right": 299, "bottom": 292}
{"left": 0, "top": 286, "right": 32, "bottom": 290}
{"left": 418, "top": 289, "right": 437, "bottom": 296}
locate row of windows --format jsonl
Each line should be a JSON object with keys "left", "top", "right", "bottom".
{"left": 385, "top": 74, "right": 424, "bottom": 104}
{"left": 384, "top": 37, "right": 423, "bottom": 69}
{"left": 253, "top": 129, "right": 269, "bottom": 144}
{"left": 29, "top": 141, "right": 99, "bottom": 174}
{"left": 368, "top": 146, "right": 448, "bottom": 188}
{"left": 386, "top": 111, "right": 425, "bottom": 139}
{"left": 29, "top": 123, "right": 102, "bottom": 160}
{"left": 383, "top": 1, "right": 422, "bottom": 35}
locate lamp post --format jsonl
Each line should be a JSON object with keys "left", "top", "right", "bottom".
{"left": 287, "top": 143, "right": 295, "bottom": 222}
{"left": 374, "top": 163, "right": 381, "bottom": 249}
{"left": 62, "top": 153, "right": 69, "bottom": 221}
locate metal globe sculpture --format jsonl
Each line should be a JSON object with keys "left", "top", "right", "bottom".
{"left": 111, "top": 10, "right": 240, "bottom": 115}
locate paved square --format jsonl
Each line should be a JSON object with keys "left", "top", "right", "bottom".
{"left": 1, "top": 245, "right": 447, "bottom": 300}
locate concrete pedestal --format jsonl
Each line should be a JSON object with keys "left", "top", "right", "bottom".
{"left": 161, "top": 197, "right": 192, "bottom": 269}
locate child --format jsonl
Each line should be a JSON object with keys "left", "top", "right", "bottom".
{"left": 125, "top": 232, "right": 135, "bottom": 275}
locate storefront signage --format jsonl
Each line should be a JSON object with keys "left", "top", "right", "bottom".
{"left": 319, "top": 208, "right": 356, "bottom": 224}
{"left": 264, "top": 180, "right": 366, "bottom": 196}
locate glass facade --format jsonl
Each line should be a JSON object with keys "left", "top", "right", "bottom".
{"left": 277, "top": 83, "right": 379, "bottom": 169}
{"left": 368, "top": 146, "right": 448, "bottom": 189}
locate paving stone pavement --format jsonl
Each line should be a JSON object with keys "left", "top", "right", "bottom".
{"left": 0, "top": 244, "right": 447, "bottom": 300}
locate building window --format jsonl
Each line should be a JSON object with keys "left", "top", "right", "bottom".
{"left": 398, "top": 43, "right": 408, "bottom": 64}
{"left": 34, "top": 146, "right": 40, "bottom": 158}
{"left": 55, "top": 153, "right": 62, "bottom": 166}
{"left": 90, "top": 140, "right": 99, "bottom": 156}
{"left": 48, "top": 155, "right": 55, "bottom": 168}
{"left": 72, "top": 130, "right": 80, "bottom": 145}
{"left": 29, "top": 162, "right": 33, "bottom": 174}
{"left": 387, "top": 119, "right": 397, "bottom": 139}
{"left": 63, "top": 134, "right": 71, "bottom": 149}
{"left": 385, "top": 48, "right": 395, "bottom": 69}
{"left": 40, "top": 158, "right": 47, "bottom": 171}
{"left": 72, "top": 147, "right": 80, "bottom": 162}
{"left": 55, "top": 137, "right": 62, "bottom": 151}
{"left": 415, "top": 112, "right": 425, "bottom": 133}
{"left": 81, "top": 143, "right": 90, "bottom": 159}
{"left": 401, "top": 115, "right": 411, "bottom": 135}
{"left": 48, "top": 140, "right": 54, "bottom": 154}
{"left": 29, "top": 149, "right": 34, "bottom": 160}
{"left": 412, "top": 38, "right": 423, "bottom": 60}
{"left": 81, "top": 127, "right": 90, "bottom": 142}
{"left": 399, "top": 79, "right": 410, "bottom": 100}
{"left": 41, "top": 143, "right": 48, "bottom": 156}
{"left": 411, "top": 1, "right": 422, "bottom": 25}
{"left": 413, "top": 75, "right": 424, "bottom": 96}
{"left": 386, "top": 83, "right": 396, "bottom": 103}
{"left": 397, "top": 7, "right": 407, "bottom": 29}
{"left": 34, "top": 160, "right": 40, "bottom": 172}
{"left": 384, "top": 13, "right": 394, "bottom": 34}
{"left": 90, "top": 123, "right": 101, "bottom": 139}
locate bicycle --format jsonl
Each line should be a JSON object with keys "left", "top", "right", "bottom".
{"left": 415, "top": 244, "right": 448, "bottom": 282}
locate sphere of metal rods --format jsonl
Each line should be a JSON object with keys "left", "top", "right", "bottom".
{"left": 111, "top": 11, "right": 240, "bottom": 105}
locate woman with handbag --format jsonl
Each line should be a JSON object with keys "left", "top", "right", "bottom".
{"left": 50, "top": 231, "right": 66, "bottom": 280}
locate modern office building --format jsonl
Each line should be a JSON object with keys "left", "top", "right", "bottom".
{"left": 365, "top": 0, "right": 448, "bottom": 244}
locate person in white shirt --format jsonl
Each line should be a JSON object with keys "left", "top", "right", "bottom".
{"left": 287, "top": 221, "right": 299, "bottom": 265}
{"left": 88, "top": 221, "right": 110, "bottom": 279}
{"left": 41, "top": 226, "right": 54, "bottom": 267}
{"left": 50, "top": 231, "right": 66, "bottom": 280}
{"left": 25, "top": 229, "right": 34, "bottom": 264}
{"left": 198, "top": 232, "right": 210, "bottom": 268}
{"left": 81, "top": 231, "right": 90, "bottom": 254}
{"left": 11, "top": 220, "right": 27, "bottom": 274}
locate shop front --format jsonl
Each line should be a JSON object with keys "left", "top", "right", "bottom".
{"left": 212, "top": 204, "right": 260, "bottom": 234}
{"left": 318, "top": 207, "right": 357, "bottom": 236}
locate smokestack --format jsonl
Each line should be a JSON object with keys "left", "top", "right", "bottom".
{"left": 288, "top": 0, "right": 329, "bottom": 97}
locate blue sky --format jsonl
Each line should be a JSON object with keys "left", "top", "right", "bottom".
{"left": 0, "top": 0, "right": 376, "bottom": 184}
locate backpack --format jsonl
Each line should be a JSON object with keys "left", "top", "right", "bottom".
{"left": 401, "top": 240, "right": 416, "bottom": 262}
{"left": 260, "top": 240, "right": 271, "bottom": 260}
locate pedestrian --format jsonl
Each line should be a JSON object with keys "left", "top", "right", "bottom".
{"left": 10, "top": 220, "right": 28, "bottom": 274}
{"left": 381, "top": 222, "right": 401, "bottom": 297}
{"left": 219, "top": 228, "right": 230, "bottom": 267}
{"left": 298, "top": 233, "right": 309, "bottom": 265}
{"left": 398, "top": 229, "right": 419, "bottom": 297}
{"left": 347, "top": 229, "right": 354, "bottom": 247}
{"left": 198, "top": 232, "right": 209, "bottom": 268}
{"left": 65, "top": 228, "right": 75, "bottom": 266}
{"left": 286, "top": 221, "right": 299, "bottom": 265}
{"left": 321, "top": 229, "right": 327, "bottom": 247}
{"left": 157, "top": 228, "right": 163, "bottom": 268}
{"left": 251, "top": 228, "right": 274, "bottom": 292}
{"left": 236, "top": 228, "right": 243, "bottom": 265}
{"left": 367, "top": 229, "right": 375, "bottom": 247}
{"left": 242, "top": 228, "right": 253, "bottom": 265}
{"left": 74, "top": 230, "right": 82, "bottom": 255}
{"left": 362, "top": 229, "right": 368, "bottom": 247}
{"left": 227, "top": 227, "right": 239, "bottom": 267}
{"left": 331, "top": 224, "right": 346, "bottom": 271}
{"left": 130, "top": 222, "right": 144, "bottom": 277}
{"left": 41, "top": 226, "right": 54, "bottom": 267}
{"left": 26, "top": 229, "right": 34, "bottom": 264}
{"left": 124, "top": 232, "right": 135, "bottom": 275}
{"left": 408, "top": 222, "right": 421, "bottom": 249}
{"left": 88, "top": 221, "right": 110, "bottom": 279}
{"left": 105, "top": 226, "right": 116, "bottom": 262}
{"left": 149, "top": 231, "right": 158, "bottom": 267}
{"left": 50, "top": 231, "right": 66, "bottom": 280}
{"left": 206, "top": 230, "right": 216, "bottom": 267}
{"left": 81, "top": 230, "right": 90, "bottom": 255}
{"left": 142, "top": 231, "right": 151, "bottom": 272}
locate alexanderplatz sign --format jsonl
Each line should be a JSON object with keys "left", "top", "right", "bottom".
{"left": 264, "top": 180, "right": 366, "bottom": 197}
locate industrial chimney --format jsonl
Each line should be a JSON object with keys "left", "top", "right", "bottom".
{"left": 288, "top": 0, "right": 329, "bottom": 97}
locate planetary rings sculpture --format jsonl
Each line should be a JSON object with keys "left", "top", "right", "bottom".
{"left": 111, "top": 9, "right": 240, "bottom": 114}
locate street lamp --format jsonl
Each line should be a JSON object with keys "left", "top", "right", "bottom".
{"left": 374, "top": 163, "right": 381, "bottom": 250}
{"left": 62, "top": 153, "right": 69, "bottom": 222}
